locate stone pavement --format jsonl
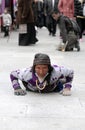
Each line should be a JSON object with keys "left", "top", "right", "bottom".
{"left": 0, "top": 27, "right": 85, "bottom": 130}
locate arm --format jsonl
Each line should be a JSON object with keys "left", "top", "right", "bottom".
{"left": 58, "top": 0, "right": 63, "bottom": 13}
{"left": 10, "top": 72, "right": 26, "bottom": 95}
{"left": 59, "top": 16, "right": 68, "bottom": 43}
{"left": 59, "top": 66, "right": 74, "bottom": 88}
{"left": 8, "top": 14, "right": 12, "bottom": 26}
{"left": 10, "top": 71, "right": 21, "bottom": 90}
{"left": 53, "top": 65, "right": 74, "bottom": 96}
{"left": 10, "top": 68, "right": 31, "bottom": 95}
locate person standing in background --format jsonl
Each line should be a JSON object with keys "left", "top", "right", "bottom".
{"left": 0, "top": 8, "right": 12, "bottom": 37}
{"left": 74, "top": 0, "right": 85, "bottom": 41}
{"left": 58, "top": 0, "right": 74, "bottom": 19}
{"left": 17, "top": 0, "right": 38, "bottom": 46}
{"left": 0, "top": 0, "right": 5, "bottom": 32}
{"left": 32, "top": 0, "right": 45, "bottom": 28}
{"left": 44, "top": 0, "right": 59, "bottom": 36}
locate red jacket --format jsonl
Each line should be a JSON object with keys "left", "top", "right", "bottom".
{"left": 58, "top": 0, "right": 74, "bottom": 18}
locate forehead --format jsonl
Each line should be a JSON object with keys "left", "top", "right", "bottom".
{"left": 35, "top": 64, "right": 48, "bottom": 68}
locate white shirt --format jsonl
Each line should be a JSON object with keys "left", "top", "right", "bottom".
{"left": 0, "top": 13, "right": 12, "bottom": 26}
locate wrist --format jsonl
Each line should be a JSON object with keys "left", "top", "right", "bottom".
{"left": 64, "top": 84, "right": 72, "bottom": 89}
{"left": 14, "top": 86, "right": 21, "bottom": 90}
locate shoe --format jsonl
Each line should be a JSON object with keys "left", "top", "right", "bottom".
{"left": 35, "top": 38, "right": 38, "bottom": 42}
{"left": 49, "top": 32, "right": 52, "bottom": 35}
{"left": 75, "top": 41, "right": 80, "bottom": 51}
{"left": 52, "top": 34, "right": 56, "bottom": 36}
{"left": 65, "top": 48, "right": 73, "bottom": 51}
{"left": 4, "top": 35, "right": 8, "bottom": 37}
{"left": 77, "top": 46, "right": 80, "bottom": 51}
{"left": 70, "top": 48, "right": 73, "bottom": 51}
{"left": 4, "top": 33, "right": 9, "bottom": 37}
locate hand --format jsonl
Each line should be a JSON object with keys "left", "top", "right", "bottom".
{"left": 14, "top": 88, "right": 27, "bottom": 96}
{"left": 62, "top": 88, "right": 71, "bottom": 96}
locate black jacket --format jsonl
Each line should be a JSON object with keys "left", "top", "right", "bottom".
{"left": 74, "top": 0, "right": 83, "bottom": 16}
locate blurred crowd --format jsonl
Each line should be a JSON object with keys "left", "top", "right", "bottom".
{"left": 0, "top": 0, "right": 85, "bottom": 50}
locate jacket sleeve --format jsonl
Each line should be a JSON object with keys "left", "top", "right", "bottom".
{"left": 10, "top": 68, "right": 32, "bottom": 89}
{"left": 59, "top": 66, "right": 74, "bottom": 88}
{"left": 59, "top": 15, "right": 68, "bottom": 43}
{"left": 58, "top": 0, "right": 63, "bottom": 13}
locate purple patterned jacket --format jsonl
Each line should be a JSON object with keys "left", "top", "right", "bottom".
{"left": 10, "top": 65, "right": 74, "bottom": 93}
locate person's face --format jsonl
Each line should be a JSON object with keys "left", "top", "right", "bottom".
{"left": 35, "top": 64, "right": 49, "bottom": 78}
{"left": 4, "top": 9, "right": 7, "bottom": 14}
{"left": 52, "top": 13, "right": 60, "bottom": 21}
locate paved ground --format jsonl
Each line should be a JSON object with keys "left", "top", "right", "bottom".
{"left": 0, "top": 27, "right": 85, "bottom": 130}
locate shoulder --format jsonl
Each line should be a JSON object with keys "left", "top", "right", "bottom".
{"left": 52, "top": 65, "right": 74, "bottom": 75}
{"left": 7, "top": 13, "right": 11, "bottom": 17}
{"left": 51, "top": 65, "right": 62, "bottom": 75}
{"left": 21, "top": 68, "right": 33, "bottom": 81}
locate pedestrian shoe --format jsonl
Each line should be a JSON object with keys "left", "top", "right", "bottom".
{"left": 74, "top": 45, "right": 80, "bottom": 51}
{"left": 49, "top": 32, "right": 52, "bottom": 35}
{"left": 62, "top": 88, "right": 71, "bottom": 96}
{"left": 4, "top": 34, "right": 9, "bottom": 37}
{"left": 52, "top": 34, "right": 56, "bottom": 37}
{"left": 77, "top": 46, "right": 80, "bottom": 51}
{"left": 75, "top": 41, "right": 80, "bottom": 51}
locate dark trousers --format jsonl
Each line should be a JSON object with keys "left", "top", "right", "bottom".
{"left": 3, "top": 26, "right": 9, "bottom": 36}
{"left": 76, "top": 17, "right": 85, "bottom": 39}
{"left": 19, "top": 23, "right": 38, "bottom": 46}
{"left": 46, "top": 15, "right": 57, "bottom": 35}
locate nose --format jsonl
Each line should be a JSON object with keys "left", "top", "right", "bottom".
{"left": 39, "top": 69, "right": 43, "bottom": 74}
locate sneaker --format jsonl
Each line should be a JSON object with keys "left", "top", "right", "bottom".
{"left": 49, "top": 32, "right": 52, "bottom": 35}
{"left": 62, "top": 88, "right": 71, "bottom": 96}
{"left": 77, "top": 46, "right": 80, "bottom": 51}
{"left": 52, "top": 34, "right": 56, "bottom": 37}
